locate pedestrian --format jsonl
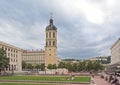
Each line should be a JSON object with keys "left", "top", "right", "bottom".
{"left": 91, "top": 76, "right": 94, "bottom": 84}
{"left": 71, "top": 74, "right": 75, "bottom": 80}
{"left": 109, "top": 75, "right": 113, "bottom": 83}
{"left": 111, "top": 76, "right": 119, "bottom": 85}
{"left": 92, "top": 73, "right": 94, "bottom": 78}
{"left": 105, "top": 76, "right": 108, "bottom": 81}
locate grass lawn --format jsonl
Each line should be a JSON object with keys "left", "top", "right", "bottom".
{"left": 0, "top": 83, "right": 57, "bottom": 85}
{"left": 0, "top": 75, "right": 90, "bottom": 83}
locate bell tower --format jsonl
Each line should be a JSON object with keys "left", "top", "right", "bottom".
{"left": 45, "top": 15, "right": 57, "bottom": 66}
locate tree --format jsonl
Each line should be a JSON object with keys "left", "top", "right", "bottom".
{"left": 40, "top": 63, "right": 45, "bottom": 71}
{"left": 35, "top": 64, "right": 41, "bottom": 72}
{"left": 80, "top": 60, "right": 87, "bottom": 71}
{"left": 0, "top": 48, "right": 9, "bottom": 74}
{"left": 52, "top": 64, "right": 57, "bottom": 69}
{"left": 72, "top": 63, "right": 78, "bottom": 72}
{"left": 93, "top": 61, "right": 103, "bottom": 71}
{"left": 47, "top": 64, "right": 53, "bottom": 70}
{"left": 86, "top": 61, "right": 93, "bottom": 71}
{"left": 26, "top": 63, "right": 33, "bottom": 70}
{"left": 58, "top": 62, "right": 66, "bottom": 68}
{"left": 22, "top": 61, "right": 27, "bottom": 70}
{"left": 65, "top": 62, "right": 73, "bottom": 72}
{"left": 78, "top": 61, "right": 84, "bottom": 71}
{"left": 107, "top": 56, "right": 111, "bottom": 64}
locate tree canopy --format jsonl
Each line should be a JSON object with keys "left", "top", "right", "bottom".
{"left": 0, "top": 48, "right": 10, "bottom": 74}
{"left": 58, "top": 60, "right": 104, "bottom": 72}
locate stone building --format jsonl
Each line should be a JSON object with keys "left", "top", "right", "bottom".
{"left": 0, "top": 41, "right": 22, "bottom": 71}
{"left": 22, "top": 49, "right": 45, "bottom": 65}
{"left": 110, "top": 38, "right": 120, "bottom": 65}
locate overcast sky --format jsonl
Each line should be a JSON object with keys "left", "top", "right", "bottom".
{"left": 0, "top": 0, "right": 120, "bottom": 59}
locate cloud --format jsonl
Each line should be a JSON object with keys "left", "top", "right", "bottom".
{"left": 0, "top": 0, "right": 120, "bottom": 59}
{"left": 0, "top": 18, "right": 45, "bottom": 49}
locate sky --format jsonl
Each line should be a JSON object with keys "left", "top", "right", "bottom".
{"left": 0, "top": 0, "right": 120, "bottom": 59}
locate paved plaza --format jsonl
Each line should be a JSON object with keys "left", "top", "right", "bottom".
{"left": 59, "top": 76, "right": 114, "bottom": 85}
{"left": 92, "top": 76, "right": 112, "bottom": 85}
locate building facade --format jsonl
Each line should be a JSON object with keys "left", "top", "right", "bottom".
{"left": 89, "top": 56, "right": 111, "bottom": 65}
{"left": 22, "top": 50, "right": 45, "bottom": 65}
{"left": 110, "top": 38, "right": 120, "bottom": 65}
{"left": 0, "top": 41, "right": 22, "bottom": 71}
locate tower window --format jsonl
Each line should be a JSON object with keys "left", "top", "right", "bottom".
{"left": 49, "top": 32, "right": 51, "bottom": 38}
{"left": 49, "top": 41, "right": 51, "bottom": 46}
{"left": 46, "top": 33, "right": 48, "bottom": 38}
{"left": 53, "top": 32, "right": 55, "bottom": 38}
{"left": 53, "top": 41, "right": 55, "bottom": 46}
{"left": 46, "top": 42, "right": 48, "bottom": 46}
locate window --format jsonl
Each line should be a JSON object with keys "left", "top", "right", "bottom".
{"left": 53, "top": 41, "right": 55, "bottom": 46}
{"left": 46, "top": 42, "right": 48, "bottom": 46}
{"left": 8, "top": 49, "right": 10, "bottom": 51}
{"left": 46, "top": 33, "right": 48, "bottom": 38}
{"left": 53, "top": 32, "right": 55, "bottom": 38}
{"left": 5, "top": 48, "right": 7, "bottom": 50}
{"left": 49, "top": 41, "right": 51, "bottom": 46}
{"left": 49, "top": 32, "right": 51, "bottom": 38}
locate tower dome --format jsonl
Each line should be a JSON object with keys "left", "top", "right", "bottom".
{"left": 46, "top": 17, "right": 57, "bottom": 31}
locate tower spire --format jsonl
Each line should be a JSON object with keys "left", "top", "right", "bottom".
{"left": 49, "top": 13, "right": 53, "bottom": 25}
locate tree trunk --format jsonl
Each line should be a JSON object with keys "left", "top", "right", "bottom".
{"left": 0, "top": 69, "right": 1, "bottom": 75}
